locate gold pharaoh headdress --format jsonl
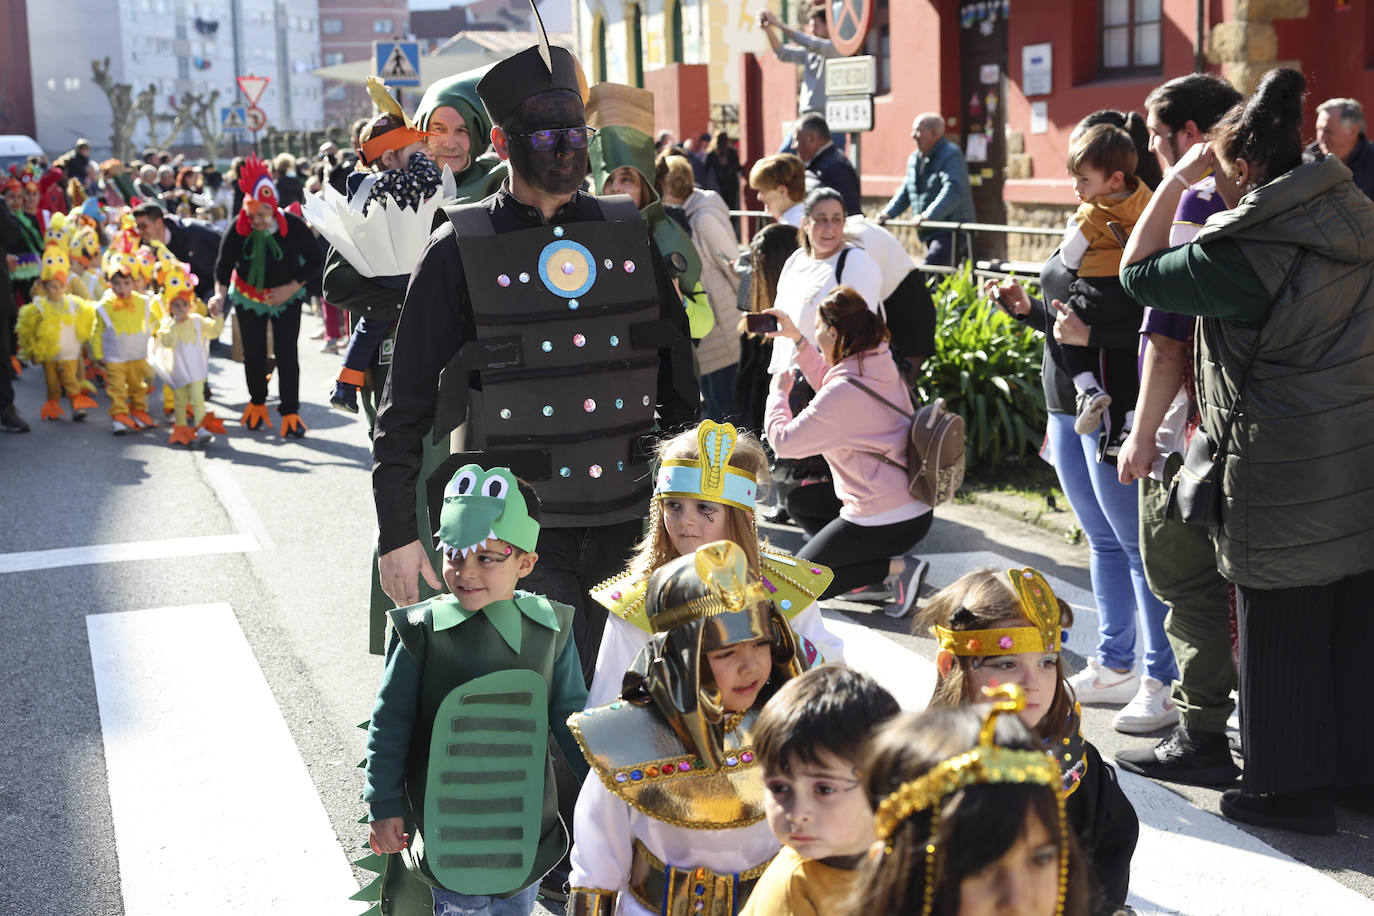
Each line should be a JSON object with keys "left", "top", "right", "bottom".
{"left": 872, "top": 684, "right": 1068, "bottom": 916}
{"left": 655, "top": 420, "right": 760, "bottom": 513}
{"left": 934, "top": 567, "right": 1063, "bottom": 657}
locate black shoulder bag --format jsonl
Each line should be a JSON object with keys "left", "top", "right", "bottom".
{"left": 1165, "top": 252, "right": 1305, "bottom": 527}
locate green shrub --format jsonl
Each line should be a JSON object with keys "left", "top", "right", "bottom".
{"left": 913, "top": 263, "right": 1047, "bottom": 469}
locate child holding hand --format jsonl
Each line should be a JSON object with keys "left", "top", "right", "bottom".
{"left": 741, "top": 666, "right": 900, "bottom": 916}
{"left": 915, "top": 568, "right": 1139, "bottom": 916}
{"left": 155, "top": 290, "right": 224, "bottom": 446}
{"left": 364, "top": 465, "right": 587, "bottom": 916}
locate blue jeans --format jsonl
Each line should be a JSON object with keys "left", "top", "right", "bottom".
{"left": 1045, "top": 411, "right": 1177, "bottom": 683}
{"left": 432, "top": 883, "right": 539, "bottom": 916}
{"left": 700, "top": 364, "right": 739, "bottom": 423}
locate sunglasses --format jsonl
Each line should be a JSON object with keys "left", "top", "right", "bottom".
{"left": 506, "top": 126, "right": 596, "bottom": 151}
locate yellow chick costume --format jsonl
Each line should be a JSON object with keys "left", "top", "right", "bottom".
{"left": 92, "top": 274, "right": 158, "bottom": 431}
{"left": 156, "top": 306, "right": 225, "bottom": 444}
{"left": 16, "top": 247, "right": 98, "bottom": 420}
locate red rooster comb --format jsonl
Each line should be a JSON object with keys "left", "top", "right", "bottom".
{"left": 238, "top": 154, "right": 272, "bottom": 195}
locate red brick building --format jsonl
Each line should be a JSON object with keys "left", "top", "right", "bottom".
{"left": 738, "top": 0, "right": 1366, "bottom": 256}
{"left": 318, "top": 0, "right": 410, "bottom": 125}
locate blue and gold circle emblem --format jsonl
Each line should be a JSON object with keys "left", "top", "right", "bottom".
{"left": 538, "top": 239, "right": 597, "bottom": 298}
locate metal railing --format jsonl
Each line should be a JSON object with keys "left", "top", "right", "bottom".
{"left": 727, "top": 209, "right": 1061, "bottom": 283}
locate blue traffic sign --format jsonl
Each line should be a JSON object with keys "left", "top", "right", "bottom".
{"left": 220, "top": 105, "right": 248, "bottom": 135}
{"left": 374, "top": 40, "right": 421, "bottom": 87}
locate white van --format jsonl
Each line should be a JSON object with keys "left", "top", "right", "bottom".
{"left": 0, "top": 136, "right": 46, "bottom": 174}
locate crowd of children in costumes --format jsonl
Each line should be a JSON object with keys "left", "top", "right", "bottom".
{"left": 360, "top": 418, "right": 1141, "bottom": 916}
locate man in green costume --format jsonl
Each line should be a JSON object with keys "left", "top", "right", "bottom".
{"left": 322, "top": 64, "right": 510, "bottom": 654}
{"left": 363, "top": 464, "right": 588, "bottom": 914}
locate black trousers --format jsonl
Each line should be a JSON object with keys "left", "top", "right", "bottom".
{"left": 788, "top": 483, "right": 934, "bottom": 596}
{"left": 1237, "top": 568, "right": 1374, "bottom": 795}
{"left": 0, "top": 304, "right": 13, "bottom": 408}
{"left": 519, "top": 518, "right": 643, "bottom": 687}
{"left": 236, "top": 300, "right": 301, "bottom": 414}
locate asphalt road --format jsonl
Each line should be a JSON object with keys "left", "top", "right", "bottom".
{"left": 1, "top": 310, "right": 1369, "bottom": 915}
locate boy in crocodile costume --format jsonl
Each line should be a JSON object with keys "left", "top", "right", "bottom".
{"left": 364, "top": 464, "right": 589, "bottom": 914}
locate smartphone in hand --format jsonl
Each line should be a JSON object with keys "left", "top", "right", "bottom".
{"left": 745, "top": 313, "right": 779, "bottom": 334}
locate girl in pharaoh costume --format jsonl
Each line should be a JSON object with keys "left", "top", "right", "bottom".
{"left": 587, "top": 420, "right": 843, "bottom": 707}
{"left": 567, "top": 539, "right": 808, "bottom": 916}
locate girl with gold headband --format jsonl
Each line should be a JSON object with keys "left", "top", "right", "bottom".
{"left": 567, "top": 540, "right": 809, "bottom": 916}
{"left": 586, "top": 419, "right": 844, "bottom": 707}
{"left": 845, "top": 687, "right": 1092, "bottom": 916}
{"left": 915, "top": 569, "right": 1138, "bottom": 916}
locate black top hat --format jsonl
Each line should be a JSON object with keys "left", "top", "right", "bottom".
{"left": 477, "top": 44, "right": 582, "bottom": 128}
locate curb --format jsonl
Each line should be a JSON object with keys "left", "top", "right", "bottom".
{"left": 959, "top": 488, "right": 1081, "bottom": 541}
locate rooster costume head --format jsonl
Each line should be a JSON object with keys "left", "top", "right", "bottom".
{"left": 235, "top": 154, "right": 288, "bottom": 236}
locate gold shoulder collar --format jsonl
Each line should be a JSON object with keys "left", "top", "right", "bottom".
{"left": 591, "top": 552, "right": 834, "bottom": 635}
{"left": 759, "top": 551, "right": 833, "bottom": 618}
{"left": 567, "top": 702, "right": 765, "bottom": 829}
{"left": 590, "top": 569, "right": 650, "bottom": 630}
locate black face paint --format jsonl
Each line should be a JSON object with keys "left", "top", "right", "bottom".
{"left": 504, "top": 91, "right": 588, "bottom": 197}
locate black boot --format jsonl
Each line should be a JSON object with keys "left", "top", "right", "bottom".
{"left": 1, "top": 404, "right": 30, "bottom": 433}
{"left": 1115, "top": 724, "right": 1240, "bottom": 787}
{"left": 1220, "top": 788, "right": 1336, "bottom": 835}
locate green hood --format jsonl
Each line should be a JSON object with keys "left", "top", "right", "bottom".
{"left": 416, "top": 64, "right": 495, "bottom": 143}
{"left": 588, "top": 125, "right": 702, "bottom": 291}
{"left": 437, "top": 465, "right": 540, "bottom": 555}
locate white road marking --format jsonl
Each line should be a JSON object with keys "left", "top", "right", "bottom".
{"left": 822, "top": 611, "right": 937, "bottom": 711}
{"left": 197, "top": 452, "right": 277, "bottom": 549}
{"left": 88, "top": 603, "right": 363, "bottom": 915}
{"left": 0, "top": 533, "right": 259, "bottom": 574}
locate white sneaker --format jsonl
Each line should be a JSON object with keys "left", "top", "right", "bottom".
{"left": 1067, "top": 658, "right": 1140, "bottom": 705}
{"left": 1112, "top": 675, "right": 1180, "bottom": 734}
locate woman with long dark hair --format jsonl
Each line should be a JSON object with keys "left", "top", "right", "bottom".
{"left": 1119, "top": 67, "right": 1374, "bottom": 835}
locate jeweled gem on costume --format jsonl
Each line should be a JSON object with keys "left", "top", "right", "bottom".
{"left": 573, "top": 333, "right": 586, "bottom": 347}
{"left": 569, "top": 299, "right": 579, "bottom": 310}
{"left": 614, "top": 772, "right": 628, "bottom": 782}
{"left": 609, "top": 335, "right": 619, "bottom": 346}
{"left": 780, "top": 599, "right": 792, "bottom": 610}
{"left": 617, "top": 460, "right": 625, "bottom": 470}
{"left": 610, "top": 591, "right": 621, "bottom": 600}
{"left": 499, "top": 408, "right": 512, "bottom": 419}
{"left": 583, "top": 399, "right": 596, "bottom": 413}
{"left": 560, "top": 467, "right": 571, "bottom": 477}
{"left": 642, "top": 395, "right": 651, "bottom": 406}
{"left": 623, "top": 260, "right": 635, "bottom": 273}
{"left": 725, "top": 755, "right": 739, "bottom": 767}
{"left": 615, "top": 398, "right": 624, "bottom": 409}
{"left": 603, "top": 258, "right": 613, "bottom": 268}
{"left": 554, "top": 226, "right": 565, "bottom": 237}
{"left": 541, "top": 340, "right": 553, "bottom": 352}
{"left": 519, "top": 272, "right": 530, "bottom": 283}
{"left": 542, "top": 405, "right": 554, "bottom": 416}
{"left": 497, "top": 274, "right": 511, "bottom": 287}
{"left": 999, "top": 635, "right": 1014, "bottom": 649}
{"left": 810, "top": 567, "right": 822, "bottom": 574}
{"left": 740, "top": 751, "right": 755, "bottom": 763}
{"left": 589, "top": 464, "right": 603, "bottom": 478}
{"left": 630, "top": 769, "right": 644, "bottom": 781}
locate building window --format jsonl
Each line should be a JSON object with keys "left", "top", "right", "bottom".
{"left": 627, "top": 4, "right": 643, "bottom": 87}
{"left": 322, "top": 17, "right": 342, "bottom": 34}
{"left": 866, "top": 0, "right": 890, "bottom": 94}
{"left": 1101, "top": 0, "right": 1161, "bottom": 71}
{"left": 595, "top": 16, "right": 607, "bottom": 82}
{"left": 325, "top": 51, "right": 344, "bottom": 66}
{"left": 325, "top": 85, "right": 347, "bottom": 102}
{"left": 374, "top": 18, "right": 394, "bottom": 34}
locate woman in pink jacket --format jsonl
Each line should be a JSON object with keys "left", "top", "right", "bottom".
{"left": 764, "top": 286, "right": 933, "bottom": 617}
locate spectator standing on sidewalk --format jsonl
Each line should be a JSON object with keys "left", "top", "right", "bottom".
{"left": 1114, "top": 72, "right": 1244, "bottom": 788}
{"left": 1307, "top": 97, "right": 1374, "bottom": 199}
{"left": 876, "top": 114, "right": 975, "bottom": 267}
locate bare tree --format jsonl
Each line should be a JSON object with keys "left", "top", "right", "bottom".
{"left": 91, "top": 57, "right": 155, "bottom": 161}
{"left": 143, "top": 92, "right": 196, "bottom": 151}
{"left": 184, "top": 90, "right": 225, "bottom": 163}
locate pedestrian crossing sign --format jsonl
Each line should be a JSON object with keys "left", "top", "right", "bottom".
{"left": 220, "top": 105, "right": 248, "bottom": 135}
{"left": 374, "top": 40, "right": 421, "bottom": 87}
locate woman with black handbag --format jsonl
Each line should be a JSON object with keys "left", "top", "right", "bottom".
{"left": 1120, "top": 67, "right": 1374, "bottom": 836}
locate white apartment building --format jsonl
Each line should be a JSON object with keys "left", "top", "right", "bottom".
{"left": 28, "top": 0, "right": 324, "bottom": 159}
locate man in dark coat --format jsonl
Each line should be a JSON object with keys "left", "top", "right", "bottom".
{"left": 793, "top": 111, "right": 861, "bottom": 215}
{"left": 1307, "top": 97, "right": 1374, "bottom": 199}
{"left": 0, "top": 195, "right": 29, "bottom": 432}
{"left": 132, "top": 203, "right": 223, "bottom": 302}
